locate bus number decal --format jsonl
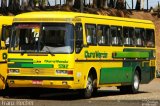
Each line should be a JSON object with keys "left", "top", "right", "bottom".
{"left": 58, "top": 64, "right": 69, "bottom": 69}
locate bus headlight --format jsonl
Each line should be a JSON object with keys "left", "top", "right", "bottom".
{"left": 56, "top": 70, "right": 73, "bottom": 75}
{"left": 8, "top": 69, "right": 20, "bottom": 73}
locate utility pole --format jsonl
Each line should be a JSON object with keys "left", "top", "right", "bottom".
{"left": 158, "top": 1, "right": 160, "bottom": 17}
{"left": 132, "top": 0, "right": 133, "bottom": 10}
{"left": 147, "top": 0, "right": 148, "bottom": 11}
{"left": 135, "top": 0, "right": 141, "bottom": 10}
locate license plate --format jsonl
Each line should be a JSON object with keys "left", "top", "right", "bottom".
{"left": 32, "top": 80, "right": 43, "bottom": 85}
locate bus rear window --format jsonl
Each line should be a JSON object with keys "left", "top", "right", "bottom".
{"left": 146, "top": 29, "right": 155, "bottom": 47}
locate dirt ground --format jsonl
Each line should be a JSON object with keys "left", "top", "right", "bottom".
{"left": 92, "top": 78, "right": 160, "bottom": 100}
{"left": 0, "top": 78, "right": 159, "bottom": 106}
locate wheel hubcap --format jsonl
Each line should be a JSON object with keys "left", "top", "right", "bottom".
{"left": 86, "top": 77, "right": 93, "bottom": 93}
{"left": 134, "top": 74, "right": 139, "bottom": 89}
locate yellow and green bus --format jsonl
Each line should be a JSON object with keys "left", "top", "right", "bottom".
{"left": 7, "top": 12, "right": 156, "bottom": 98}
{"left": 0, "top": 16, "right": 14, "bottom": 90}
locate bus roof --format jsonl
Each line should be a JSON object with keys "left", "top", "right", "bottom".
{"left": 0, "top": 16, "right": 14, "bottom": 25}
{"left": 13, "top": 11, "right": 154, "bottom": 26}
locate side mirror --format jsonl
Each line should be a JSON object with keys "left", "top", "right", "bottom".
{"left": 1, "top": 25, "right": 7, "bottom": 41}
{"left": 5, "top": 37, "right": 10, "bottom": 48}
{"left": 1, "top": 25, "right": 12, "bottom": 48}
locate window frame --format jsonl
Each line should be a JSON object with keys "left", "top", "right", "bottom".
{"left": 85, "top": 23, "right": 97, "bottom": 46}
{"left": 123, "top": 27, "right": 135, "bottom": 47}
{"left": 75, "top": 23, "right": 83, "bottom": 53}
{"left": 97, "top": 24, "right": 110, "bottom": 46}
{"left": 134, "top": 28, "right": 145, "bottom": 47}
{"left": 145, "top": 29, "right": 155, "bottom": 48}
{"left": 110, "top": 26, "right": 123, "bottom": 46}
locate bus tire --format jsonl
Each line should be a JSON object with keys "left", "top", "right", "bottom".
{"left": 130, "top": 70, "right": 140, "bottom": 93}
{"left": 81, "top": 74, "right": 94, "bottom": 99}
{"left": 120, "top": 71, "right": 140, "bottom": 93}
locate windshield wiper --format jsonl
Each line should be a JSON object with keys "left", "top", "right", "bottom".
{"left": 45, "top": 46, "right": 55, "bottom": 56}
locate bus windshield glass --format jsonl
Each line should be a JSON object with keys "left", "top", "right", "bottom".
{"left": 9, "top": 23, "right": 74, "bottom": 53}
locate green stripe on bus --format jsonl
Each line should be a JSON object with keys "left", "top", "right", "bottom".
{"left": 9, "top": 60, "right": 37, "bottom": 63}
{"left": 8, "top": 63, "right": 53, "bottom": 68}
{"left": 8, "top": 62, "right": 33, "bottom": 68}
{"left": 100, "top": 67, "right": 133, "bottom": 84}
{"left": 8, "top": 58, "right": 33, "bottom": 62}
{"left": 113, "top": 52, "right": 149, "bottom": 58}
{"left": 8, "top": 58, "right": 39, "bottom": 63}
{"left": 21, "top": 64, "right": 53, "bottom": 68}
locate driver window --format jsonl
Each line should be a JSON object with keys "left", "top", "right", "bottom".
{"left": 75, "top": 23, "right": 83, "bottom": 53}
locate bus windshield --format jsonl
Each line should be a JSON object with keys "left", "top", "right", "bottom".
{"left": 9, "top": 23, "right": 74, "bottom": 54}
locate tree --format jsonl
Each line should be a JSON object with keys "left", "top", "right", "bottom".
{"left": 93, "top": 0, "right": 97, "bottom": 8}
{"left": 8, "top": 0, "right": 21, "bottom": 14}
{"left": 103, "top": 0, "right": 109, "bottom": 9}
{"left": 28, "top": 0, "right": 35, "bottom": 9}
{"left": 38, "top": 0, "right": 48, "bottom": 10}
{"left": 108, "top": 0, "right": 114, "bottom": 8}
{"left": 116, "top": 0, "right": 125, "bottom": 9}
{"left": 73, "top": 0, "right": 81, "bottom": 10}
{"left": 21, "top": 0, "right": 29, "bottom": 11}
{"left": 1, "top": 0, "right": 8, "bottom": 15}
{"left": 98, "top": 0, "right": 109, "bottom": 9}
{"left": 135, "top": 0, "right": 141, "bottom": 10}
{"left": 66, "top": 0, "right": 74, "bottom": 6}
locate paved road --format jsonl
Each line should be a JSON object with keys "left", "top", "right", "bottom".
{"left": 0, "top": 78, "right": 159, "bottom": 106}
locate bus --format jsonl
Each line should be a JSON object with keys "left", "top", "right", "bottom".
{"left": 0, "top": 16, "right": 14, "bottom": 90}
{"left": 7, "top": 12, "right": 156, "bottom": 98}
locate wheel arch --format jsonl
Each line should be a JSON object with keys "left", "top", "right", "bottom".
{"left": 84, "top": 67, "right": 97, "bottom": 88}
{"left": 88, "top": 67, "right": 97, "bottom": 80}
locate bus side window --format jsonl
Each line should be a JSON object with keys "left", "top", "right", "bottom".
{"left": 97, "top": 25, "right": 110, "bottom": 45}
{"left": 85, "top": 24, "right": 96, "bottom": 45}
{"left": 135, "top": 28, "right": 145, "bottom": 47}
{"left": 146, "top": 29, "right": 155, "bottom": 47}
{"left": 111, "top": 26, "right": 122, "bottom": 46}
{"left": 75, "top": 23, "right": 83, "bottom": 53}
{"left": 123, "top": 27, "right": 134, "bottom": 46}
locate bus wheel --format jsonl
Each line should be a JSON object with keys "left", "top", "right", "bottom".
{"left": 120, "top": 71, "right": 140, "bottom": 93}
{"left": 131, "top": 70, "right": 140, "bottom": 93}
{"left": 81, "top": 74, "right": 94, "bottom": 99}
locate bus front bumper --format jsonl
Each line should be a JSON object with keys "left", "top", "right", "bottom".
{"left": 7, "top": 76, "right": 75, "bottom": 89}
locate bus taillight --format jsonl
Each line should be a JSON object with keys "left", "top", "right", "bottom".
{"left": 67, "top": 70, "right": 73, "bottom": 75}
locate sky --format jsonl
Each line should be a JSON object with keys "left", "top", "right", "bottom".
{"left": 127, "top": 0, "right": 160, "bottom": 9}
{"left": 0, "top": 0, "right": 159, "bottom": 9}
{"left": 48, "top": 0, "right": 160, "bottom": 9}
